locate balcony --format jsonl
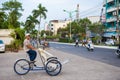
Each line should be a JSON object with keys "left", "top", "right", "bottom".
{"left": 106, "top": 27, "right": 116, "bottom": 32}
{"left": 103, "top": 0, "right": 114, "bottom": 6}
{"left": 107, "top": 7, "right": 116, "bottom": 13}
{"left": 103, "top": 0, "right": 106, "bottom": 6}
{"left": 106, "top": 17, "right": 116, "bottom": 22}
{"left": 107, "top": 0, "right": 114, "bottom": 3}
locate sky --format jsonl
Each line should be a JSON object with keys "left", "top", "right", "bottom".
{"left": 0, "top": 0, "right": 103, "bottom": 29}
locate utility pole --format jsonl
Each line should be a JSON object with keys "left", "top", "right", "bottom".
{"left": 100, "top": 8, "right": 103, "bottom": 23}
{"left": 63, "top": 9, "right": 77, "bottom": 40}
{"left": 116, "top": 0, "right": 119, "bottom": 44}
{"left": 76, "top": 4, "right": 79, "bottom": 22}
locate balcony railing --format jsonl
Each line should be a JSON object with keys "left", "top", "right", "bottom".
{"left": 106, "top": 17, "right": 116, "bottom": 22}
{"left": 107, "top": 0, "right": 114, "bottom": 3}
{"left": 107, "top": 7, "right": 116, "bottom": 13}
{"left": 106, "top": 27, "right": 116, "bottom": 32}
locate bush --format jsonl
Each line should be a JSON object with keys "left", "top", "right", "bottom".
{"left": 10, "top": 40, "right": 22, "bottom": 52}
{"left": 10, "top": 28, "right": 25, "bottom": 51}
{"left": 59, "top": 38, "right": 69, "bottom": 43}
{"left": 41, "top": 35, "right": 60, "bottom": 41}
{"left": 59, "top": 38, "right": 74, "bottom": 43}
{"left": 68, "top": 39, "right": 74, "bottom": 43}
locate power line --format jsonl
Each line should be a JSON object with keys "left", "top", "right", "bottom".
{"left": 63, "top": 2, "right": 103, "bottom": 20}
{"left": 80, "top": 7, "right": 102, "bottom": 18}
{"left": 80, "top": 2, "right": 103, "bottom": 14}
{"left": 72, "top": 2, "right": 103, "bottom": 18}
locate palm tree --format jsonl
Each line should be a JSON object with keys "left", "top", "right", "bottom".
{"left": 32, "top": 4, "right": 47, "bottom": 36}
{"left": 27, "top": 15, "right": 39, "bottom": 25}
{"left": 24, "top": 15, "right": 39, "bottom": 33}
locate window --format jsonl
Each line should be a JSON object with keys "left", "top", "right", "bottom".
{"left": 51, "top": 28, "right": 53, "bottom": 30}
{"left": 51, "top": 24, "right": 53, "bottom": 26}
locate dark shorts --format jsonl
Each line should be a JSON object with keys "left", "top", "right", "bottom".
{"left": 27, "top": 49, "right": 37, "bottom": 61}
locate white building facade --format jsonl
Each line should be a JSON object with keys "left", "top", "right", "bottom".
{"left": 0, "top": 29, "right": 14, "bottom": 45}
{"left": 87, "top": 16, "right": 100, "bottom": 23}
{"left": 45, "top": 20, "right": 71, "bottom": 35}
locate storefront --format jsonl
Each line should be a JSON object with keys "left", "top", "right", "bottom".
{"left": 102, "top": 31, "right": 117, "bottom": 42}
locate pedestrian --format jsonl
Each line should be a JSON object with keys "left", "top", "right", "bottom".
{"left": 82, "top": 39, "right": 87, "bottom": 47}
{"left": 75, "top": 39, "right": 79, "bottom": 47}
{"left": 39, "top": 38, "right": 41, "bottom": 45}
{"left": 23, "top": 33, "right": 37, "bottom": 62}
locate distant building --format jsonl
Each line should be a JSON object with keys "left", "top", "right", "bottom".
{"left": 87, "top": 16, "right": 100, "bottom": 23}
{"left": 0, "top": 29, "right": 14, "bottom": 45}
{"left": 45, "top": 20, "right": 71, "bottom": 35}
{"left": 103, "top": 0, "right": 120, "bottom": 38}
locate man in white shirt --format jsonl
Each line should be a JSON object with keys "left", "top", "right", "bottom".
{"left": 75, "top": 39, "right": 79, "bottom": 47}
{"left": 23, "top": 33, "right": 37, "bottom": 62}
{"left": 87, "top": 39, "right": 93, "bottom": 48}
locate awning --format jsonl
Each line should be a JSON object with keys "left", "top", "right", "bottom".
{"left": 102, "top": 32, "right": 117, "bottom": 37}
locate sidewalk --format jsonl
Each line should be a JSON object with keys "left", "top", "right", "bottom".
{"left": 0, "top": 47, "right": 120, "bottom": 80}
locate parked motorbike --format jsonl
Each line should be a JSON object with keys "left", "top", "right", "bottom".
{"left": 86, "top": 43, "right": 94, "bottom": 51}
{"left": 115, "top": 46, "right": 120, "bottom": 58}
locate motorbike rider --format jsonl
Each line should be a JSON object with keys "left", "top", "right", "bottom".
{"left": 116, "top": 44, "right": 120, "bottom": 53}
{"left": 115, "top": 44, "right": 120, "bottom": 58}
{"left": 87, "top": 38, "right": 93, "bottom": 48}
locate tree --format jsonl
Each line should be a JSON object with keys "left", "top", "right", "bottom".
{"left": 41, "top": 30, "right": 53, "bottom": 37}
{"left": 1, "top": 0, "right": 23, "bottom": 28}
{"left": 24, "top": 15, "right": 39, "bottom": 33}
{"left": 78, "top": 18, "right": 91, "bottom": 33}
{"left": 32, "top": 4, "right": 47, "bottom": 34}
{"left": 0, "top": 11, "right": 8, "bottom": 29}
{"left": 10, "top": 28, "right": 25, "bottom": 51}
{"left": 89, "top": 22, "right": 104, "bottom": 35}
{"left": 30, "top": 29, "right": 38, "bottom": 38}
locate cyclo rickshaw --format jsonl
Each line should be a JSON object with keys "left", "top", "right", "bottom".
{"left": 13, "top": 48, "right": 62, "bottom": 76}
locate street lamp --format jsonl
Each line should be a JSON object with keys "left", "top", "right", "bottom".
{"left": 63, "top": 9, "right": 77, "bottom": 40}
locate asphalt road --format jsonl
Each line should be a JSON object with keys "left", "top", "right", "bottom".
{"left": 49, "top": 42, "right": 120, "bottom": 67}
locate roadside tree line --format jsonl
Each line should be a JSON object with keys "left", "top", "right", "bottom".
{"left": 0, "top": 0, "right": 47, "bottom": 51}
{"left": 57, "top": 18, "right": 105, "bottom": 44}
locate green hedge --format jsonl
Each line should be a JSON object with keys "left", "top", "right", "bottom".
{"left": 59, "top": 38, "right": 74, "bottom": 43}
{"left": 41, "top": 35, "right": 59, "bottom": 40}
{"left": 59, "top": 38, "right": 68, "bottom": 43}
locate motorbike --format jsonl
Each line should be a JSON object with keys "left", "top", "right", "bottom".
{"left": 115, "top": 46, "right": 120, "bottom": 58}
{"left": 86, "top": 43, "right": 94, "bottom": 51}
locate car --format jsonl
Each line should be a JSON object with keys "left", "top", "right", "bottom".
{"left": 105, "top": 39, "right": 114, "bottom": 45}
{"left": 0, "top": 40, "right": 5, "bottom": 53}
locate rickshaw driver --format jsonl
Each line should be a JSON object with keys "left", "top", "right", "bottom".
{"left": 23, "top": 33, "right": 37, "bottom": 63}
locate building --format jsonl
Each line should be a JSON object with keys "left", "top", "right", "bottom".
{"left": 103, "top": 0, "right": 120, "bottom": 38}
{"left": 45, "top": 20, "right": 71, "bottom": 35}
{"left": 0, "top": 29, "right": 14, "bottom": 45}
{"left": 87, "top": 16, "right": 100, "bottom": 23}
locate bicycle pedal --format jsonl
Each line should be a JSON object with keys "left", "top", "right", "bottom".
{"left": 34, "top": 64, "right": 37, "bottom": 67}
